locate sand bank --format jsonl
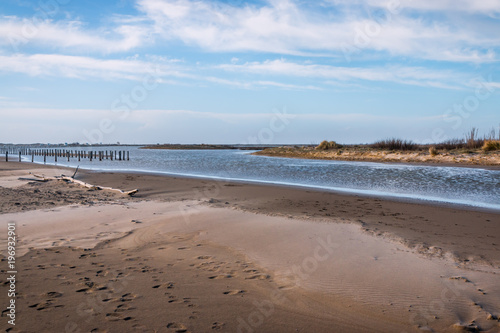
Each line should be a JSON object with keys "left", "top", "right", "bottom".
{"left": 1, "top": 162, "right": 499, "bottom": 332}
{"left": 253, "top": 147, "right": 500, "bottom": 169}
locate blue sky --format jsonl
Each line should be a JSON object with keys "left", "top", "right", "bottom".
{"left": 0, "top": 0, "right": 499, "bottom": 144}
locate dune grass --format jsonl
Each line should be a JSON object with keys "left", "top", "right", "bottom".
{"left": 316, "top": 140, "right": 342, "bottom": 150}
{"left": 482, "top": 140, "right": 500, "bottom": 152}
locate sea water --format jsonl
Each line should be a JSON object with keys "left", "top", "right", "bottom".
{"left": 26, "top": 146, "right": 500, "bottom": 210}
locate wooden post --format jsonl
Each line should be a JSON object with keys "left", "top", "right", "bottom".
{"left": 67, "top": 151, "right": 70, "bottom": 162}
{"left": 127, "top": 151, "right": 129, "bottom": 160}
{"left": 44, "top": 152, "right": 46, "bottom": 164}
{"left": 31, "top": 153, "right": 34, "bottom": 163}
{"left": 5, "top": 151, "right": 7, "bottom": 162}
{"left": 55, "top": 153, "right": 57, "bottom": 162}
{"left": 19, "top": 151, "right": 21, "bottom": 162}
{"left": 110, "top": 151, "right": 113, "bottom": 161}
{"left": 118, "top": 151, "right": 122, "bottom": 161}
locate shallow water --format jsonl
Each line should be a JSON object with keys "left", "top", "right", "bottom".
{"left": 26, "top": 147, "right": 500, "bottom": 210}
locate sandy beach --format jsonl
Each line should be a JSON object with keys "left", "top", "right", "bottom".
{"left": 1, "top": 161, "right": 499, "bottom": 333}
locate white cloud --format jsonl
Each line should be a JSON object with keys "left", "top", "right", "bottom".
{"left": 256, "top": 81, "right": 322, "bottom": 91}
{"left": 0, "top": 53, "right": 187, "bottom": 81}
{"left": 0, "top": 53, "right": 325, "bottom": 91}
{"left": 219, "top": 59, "right": 466, "bottom": 89}
{"left": 325, "top": 0, "right": 500, "bottom": 14}
{"left": 0, "top": 16, "right": 148, "bottom": 53}
{"left": 0, "top": 52, "right": 476, "bottom": 91}
{"left": 137, "top": 0, "right": 500, "bottom": 62}
{"left": 1, "top": 1, "right": 498, "bottom": 63}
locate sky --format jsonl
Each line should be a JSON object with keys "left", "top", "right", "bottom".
{"left": 0, "top": 0, "right": 499, "bottom": 144}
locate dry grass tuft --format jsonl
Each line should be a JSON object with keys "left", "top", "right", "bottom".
{"left": 482, "top": 140, "right": 500, "bottom": 152}
{"left": 316, "top": 140, "right": 341, "bottom": 150}
{"left": 429, "top": 146, "right": 438, "bottom": 156}
{"left": 371, "top": 138, "right": 418, "bottom": 151}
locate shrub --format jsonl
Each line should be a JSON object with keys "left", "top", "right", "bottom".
{"left": 429, "top": 146, "right": 438, "bottom": 156}
{"left": 464, "top": 127, "right": 484, "bottom": 149}
{"left": 434, "top": 139, "right": 465, "bottom": 150}
{"left": 482, "top": 140, "right": 500, "bottom": 152}
{"left": 371, "top": 138, "right": 418, "bottom": 151}
{"left": 316, "top": 140, "right": 341, "bottom": 150}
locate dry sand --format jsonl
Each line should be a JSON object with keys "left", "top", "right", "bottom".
{"left": 0, "top": 161, "right": 499, "bottom": 332}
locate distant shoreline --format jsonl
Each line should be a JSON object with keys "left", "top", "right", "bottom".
{"left": 140, "top": 144, "right": 285, "bottom": 150}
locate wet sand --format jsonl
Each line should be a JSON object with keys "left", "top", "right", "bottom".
{"left": 1, "top": 161, "right": 499, "bottom": 332}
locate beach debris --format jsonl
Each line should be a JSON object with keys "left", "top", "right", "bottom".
{"left": 18, "top": 176, "right": 48, "bottom": 182}
{"left": 21, "top": 168, "right": 138, "bottom": 196}
{"left": 17, "top": 172, "right": 50, "bottom": 182}
{"left": 71, "top": 165, "right": 80, "bottom": 178}
{"left": 59, "top": 176, "right": 138, "bottom": 195}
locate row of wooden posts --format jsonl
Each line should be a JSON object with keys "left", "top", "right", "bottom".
{"left": 2, "top": 149, "right": 130, "bottom": 163}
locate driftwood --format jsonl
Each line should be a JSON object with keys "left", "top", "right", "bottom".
{"left": 18, "top": 177, "right": 48, "bottom": 182}
{"left": 59, "top": 176, "right": 138, "bottom": 195}
{"left": 71, "top": 166, "right": 79, "bottom": 178}
{"left": 21, "top": 168, "right": 138, "bottom": 196}
{"left": 29, "top": 172, "right": 49, "bottom": 181}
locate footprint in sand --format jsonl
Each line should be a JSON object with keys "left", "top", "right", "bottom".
{"left": 208, "top": 274, "right": 233, "bottom": 280}
{"left": 196, "top": 255, "right": 212, "bottom": 260}
{"left": 120, "top": 293, "right": 137, "bottom": 302}
{"left": 245, "top": 274, "right": 270, "bottom": 280}
{"left": 211, "top": 322, "right": 225, "bottom": 330}
{"left": 223, "top": 290, "right": 246, "bottom": 295}
{"left": 95, "top": 269, "right": 109, "bottom": 277}
{"left": 44, "top": 291, "right": 63, "bottom": 298}
{"left": 166, "top": 322, "right": 188, "bottom": 332}
{"left": 76, "top": 288, "right": 91, "bottom": 293}
{"left": 91, "top": 262, "right": 106, "bottom": 267}
{"left": 90, "top": 329, "right": 107, "bottom": 333}
{"left": 152, "top": 282, "right": 174, "bottom": 289}
{"left": 105, "top": 313, "right": 134, "bottom": 321}
{"left": 28, "top": 300, "right": 64, "bottom": 311}
{"left": 115, "top": 303, "right": 135, "bottom": 312}
{"left": 168, "top": 296, "right": 181, "bottom": 304}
